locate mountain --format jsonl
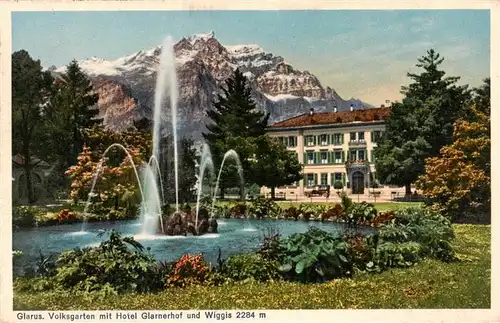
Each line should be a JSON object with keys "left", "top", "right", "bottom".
{"left": 53, "top": 31, "right": 374, "bottom": 139}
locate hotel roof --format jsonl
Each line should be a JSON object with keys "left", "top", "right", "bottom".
{"left": 269, "top": 106, "right": 391, "bottom": 129}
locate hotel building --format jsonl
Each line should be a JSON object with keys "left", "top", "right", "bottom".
{"left": 261, "top": 106, "right": 391, "bottom": 198}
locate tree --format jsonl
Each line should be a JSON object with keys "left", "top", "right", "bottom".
{"left": 252, "top": 136, "right": 302, "bottom": 199}
{"left": 159, "top": 136, "right": 198, "bottom": 204}
{"left": 44, "top": 60, "right": 101, "bottom": 171}
{"left": 202, "top": 69, "right": 270, "bottom": 198}
{"left": 12, "top": 50, "right": 54, "bottom": 204}
{"left": 66, "top": 127, "right": 151, "bottom": 210}
{"left": 416, "top": 78, "right": 490, "bottom": 221}
{"left": 374, "top": 49, "right": 470, "bottom": 195}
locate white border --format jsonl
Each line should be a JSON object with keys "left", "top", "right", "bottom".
{"left": 0, "top": 1, "right": 498, "bottom": 322}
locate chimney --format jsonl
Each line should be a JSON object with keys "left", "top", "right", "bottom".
{"left": 350, "top": 104, "right": 354, "bottom": 112}
{"left": 309, "top": 107, "right": 314, "bottom": 116}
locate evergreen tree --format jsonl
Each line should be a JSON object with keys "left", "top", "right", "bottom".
{"left": 374, "top": 49, "right": 470, "bottom": 195}
{"left": 203, "top": 69, "right": 269, "bottom": 198}
{"left": 12, "top": 50, "right": 54, "bottom": 203}
{"left": 160, "top": 135, "right": 198, "bottom": 204}
{"left": 43, "top": 60, "right": 101, "bottom": 195}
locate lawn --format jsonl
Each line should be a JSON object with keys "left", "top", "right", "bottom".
{"left": 13, "top": 224, "right": 490, "bottom": 310}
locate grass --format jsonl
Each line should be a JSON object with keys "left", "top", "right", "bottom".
{"left": 13, "top": 224, "right": 490, "bottom": 310}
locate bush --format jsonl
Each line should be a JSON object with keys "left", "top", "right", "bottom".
{"left": 30, "top": 231, "right": 163, "bottom": 296}
{"left": 220, "top": 253, "right": 281, "bottom": 283}
{"left": 249, "top": 198, "right": 281, "bottom": 219}
{"left": 13, "top": 206, "right": 43, "bottom": 228}
{"left": 333, "top": 181, "right": 344, "bottom": 190}
{"left": 259, "top": 229, "right": 285, "bottom": 261}
{"left": 229, "top": 203, "right": 247, "bottom": 218}
{"left": 344, "top": 202, "right": 377, "bottom": 225}
{"left": 321, "top": 204, "right": 343, "bottom": 222}
{"left": 278, "top": 227, "right": 352, "bottom": 282}
{"left": 57, "top": 209, "right": 78, "bottom": 224}
{"left": 166, "top": 253, "right": 211, "bottom": 288}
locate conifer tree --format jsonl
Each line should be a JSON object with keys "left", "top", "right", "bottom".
{"left": 203, "top": 69, "right": 269, "bottom": 198}
{"left": 374, "top": 49, "right": 470, "bottom": 195}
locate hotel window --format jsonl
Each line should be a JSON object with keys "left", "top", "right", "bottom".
{"left": 307, "top": 152, "right": 315, "bottom": 164}
{"left": 321, "top": 151, "right": 328, "bottom": 164}
{"left": 320, "top": 173, "right": 328, "bottom": 186}
{"left": 306, "top": 135, "right": 315, "bottom": 147}
{"left": 333, "top": 133, "right": 343, "bottom": 145}
{"left": 372, "top": 130, "right": 382, "bottom": 142}
{"left": 358, "top": 150, "right": 365, "bottom": 161}
{"left": 306, "top": 174, "right": 315, "bottom": 187}
{"left": 350, "top": 150, "right": 357, "bottom": 161}
{"left": 350, "top": 132, "right": 356, "bottom": 141}
{"left": 335, "top": 173, "right": 342, "bottom": 182}
{"left": 319, "top": 134, "right": 328, "bottom": 146}
{"left": 334, "top": 151, "right": 342, "bottom": 163}
{"left": 288, "top": 136, "right": 297, "bottom": 147}
{"left": 358, "top": 132, "right": 365, "bottom": 141}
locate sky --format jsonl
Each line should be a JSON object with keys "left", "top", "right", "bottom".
{"left": 12, "top": 10, "right": 490, "bottom": 106}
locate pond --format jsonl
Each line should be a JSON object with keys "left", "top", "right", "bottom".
{"left": 13, "top": 219, "right": 375, "bottom": 274}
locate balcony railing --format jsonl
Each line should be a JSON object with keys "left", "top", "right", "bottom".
{"left": 348, "top": 139, "right": 366, "bottom": 146}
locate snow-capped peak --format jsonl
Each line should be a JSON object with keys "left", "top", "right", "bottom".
{"left": 226, "top": 44, "right": 264, "bottom": 59}
{"left": 187, "top": 30, "right": 216, "bottom": 45}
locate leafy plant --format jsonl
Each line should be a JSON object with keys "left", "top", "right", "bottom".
{"left": 230, "top": 203, "right": 247, "bottom": 218}
{"left": 278, "top": 227, "right": 352, "bottom": 282}
{"left": 259, "top": 228, "right": 285, "bottom": 261}
{"left": 50, "top": 230, "right": 161, "bottom": 295}
{"left": 344, "top": 202, "right": 377, "bottom": 226}
{"left": 220, "top": 253, "right": 281, "bottom": 283}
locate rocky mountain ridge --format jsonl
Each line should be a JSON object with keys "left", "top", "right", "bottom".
{"left": 53, "top": 31, "right": 373, "bottom": 138}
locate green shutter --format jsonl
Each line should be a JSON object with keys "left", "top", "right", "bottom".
{"left": 370, "top": 150, "right": 374, "bottom": 162}
{"left": 315, "top": 152, "right": 320, "bottom": 164}
{"left": 313, "top": 135, "right": 317, "bottom": 146}
{"left": 328, "top": 151, "right": 333, "bottom": 164}
{"left": 341, "top": 134, "right": 344, "bottom": 144}
{"left": 303, "top": 136, "right": 306, "bottom": 147}
{"left": 341, "top": 151, "right": 345, "bottom": 163}
{"left": 314, "top": 174, "right": 318, "bottom": 185}
{"left": 303, "top": 153, "right": 307, "bottom": 164}
{"left": 371, "top": 132, "right": 374, "bottom": 143}
{"left": 342, "top": 173, "right": 346, "bottom": 185}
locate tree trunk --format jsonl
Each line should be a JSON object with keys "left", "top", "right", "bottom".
{"left": 270, "top": 187, "right": 276, "bottom": 200}
{"left": 220, "top": 183, "right": 225, "bottom": 200}
{"left": 22, "top": 145, "right": 36, "bottom": 204}
{"left": 405, "top": 183, "right": 412, "bottom": 196}
{"left": 24, "top": 166, "right": 35, "bottom": 204}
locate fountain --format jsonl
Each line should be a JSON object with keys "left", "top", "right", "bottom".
{"left": 81, "top": 36, "right": 222, "bottom": 236}
{"left": 211, "top": 149, "right": 244, "bottom": 215}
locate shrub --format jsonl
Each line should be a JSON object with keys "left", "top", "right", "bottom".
{"left": 281, "top": 206, "right": 300, "bottom": 220}
{"left": 370, "top": 241, "right": 424, "bottom": 270}
{"left": 259, "top": 229, "right": 285, "bottom": 261}
{"left": 333, "top": 181, "right": 344, "bottom": 190}
{"left": 321, "top": 204, "right": 343, "bottom": 221}
{"left": 57, "top": 209, "right": 78, "bottom": 224}
{"left": 166, "top": 253, "right": 211, "bottom": 288}
{"left": 220, "top": 253, "right": 281, "bottom": 283}
{"left": 50, "top": 231, "right": 161, "bottom": 295}
{"left": 229, "top": 203, "right": 247, "bottom": 218}
{"left": 249, "top": 198, "right": 281, "bottom": 219}
{"left": 13, "top": 206, "right": 43, "bottom": 228}
{"left": 371, "top": 211, "right": 395, "bottom": 227}
{"left": 278, "top": 227, "right": 352, "bottom": 282}
{"left": 344, "top": 202, "right": 377, "bottom": 225}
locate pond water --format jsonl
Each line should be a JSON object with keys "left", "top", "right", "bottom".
{"left": 13, "top": 219, "right": 375, "bottom": 274}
